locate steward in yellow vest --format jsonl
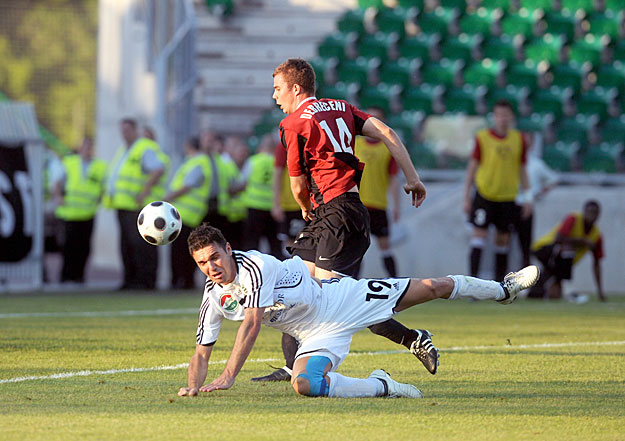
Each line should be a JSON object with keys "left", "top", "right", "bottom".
{"left": 52, "top": 137, "right": 106, "bottom": 283}
{"left": 528, "top": 200, "right": 605, "bottom": 301}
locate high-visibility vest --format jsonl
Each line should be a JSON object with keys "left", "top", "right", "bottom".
{"left": 532, "top": 212, "right": 601, "bottom": 264}
{"left": 242, "top": 152, "right": 274, "bottom": 211}
{"left": 55, "top": 154, "right": 107, "bottom": 221}
{"left": 105, "top": 138, "right": 170, "bottom": 211}
{"left": 169, "top": 154, "right": 213, "bottom": 228}
{"left": 217, "top": 158, "right": 247, "bottom": 222}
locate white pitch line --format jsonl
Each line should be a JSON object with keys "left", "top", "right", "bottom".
{"left": 2, "top": 340, "right": 624, "bottom": 385}
{"left": 0, "top": 308, "right": 198, "bottom": 319}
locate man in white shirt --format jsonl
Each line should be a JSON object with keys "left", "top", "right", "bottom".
{"left": 178, "top": 224, "right": 539, "bottom": 399}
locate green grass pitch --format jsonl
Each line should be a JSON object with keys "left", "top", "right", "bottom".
{"left": 1, "top": 292, "right": 624, "bottom": 441}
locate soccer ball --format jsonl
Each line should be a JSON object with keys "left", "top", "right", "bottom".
{"left": 137, "top": 201, "right": 182, "bottom": 245}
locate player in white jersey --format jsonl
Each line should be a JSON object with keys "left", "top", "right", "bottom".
{"left": 178, "top": 224, "right": 540, "bottom": 399}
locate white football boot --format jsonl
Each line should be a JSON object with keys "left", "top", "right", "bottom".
{"left": 498, "top": 265, "right": 540, "bottom": 305}
{"left": 369, "top": 369, "right": 423, "bottom": 398}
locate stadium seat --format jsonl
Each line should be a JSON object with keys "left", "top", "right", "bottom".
{"left": 582, "top": 143, "right": 623, "bottom": 173}
{"left": 407, "top": 142, "right": 439, "bottom": 169}
{"left": 486, "top": 84, "right": 529, "bottom": 113}
{"left": 576, "top": 87, "right": 617, "bottom": 120}
{"left": 205, "top": 0, "right": 234, "bottom": 16}
{"left": 318, "top": 32, "right": 357, "bottom": 59}
{"left": 444, "top": 85, "right": 486, "bottom": 114}
{"left": 482, "top": 35, "right": 521, "bottom": 63}
{"left": 402, "top": 83, "right": 445, "bottom": 114}
{"left": 337, "top": 57, "right": 379, "bottom": 85}
{"left": 376, "top": 7, "right": 418, "bottom": 37}
{"left": 398, "top": 33, "right": 440, "bottom": 61}
{"left": 440, "top": 33, "right": 481, "bottom": 63}
{"left": 440, "top": 0, "right": 466, "bottom": 10}
{"left": 594, "top": 62, "right": 625, "bottom": 94}
{"left": 418, "top": 7, "right": 457, "bottom": 36}
{"left": 388, "top": 110, "right": 425, "bottom": 142}
{"left": 542, "top": 141, "right": 579, "bottom": 171}
{"left": 379, "top": 57, "right": 420, "bottom": 88}
{"left": 501, "top": 8, "right": 541, "bottom": 39}
{"left": 524, "top": 34, "right": 564, "bottom": 64}
{"left": 398, "top": 0, "right": 425, "bottom": 9}
{"left": 568, "top": 34, "right": 609, "bottom": 67}
{"left": 585, "top": 11, "right": 623, "bottom": 41}
{"left": 544, "top": 11, "right": 578, "bottom": 42}
{"left": 358, "top": 0, "right": 384, "bottom": 8}
{"left": 358, "top": 83, "right": 400, "bottom": 114}
{"left": 613, "top": 40, "right": 625, "bottom": 64}
{"left": 519, "top": 0, "right": 554, "bottom": 12}
{"left": 319, "top": 81, "right": 359, "bottom": 102}
{"left": 357, "top": 32, "right": 399, "bottom": 60}
{"left": 481, "top": 0, "right": 513, "bottom": 10}
{"left": 517, "top": 112, "right": 554, "bottom": 133}
{"left": 550, "top": 62, "right": 589, "bottom": 93}
{"left": 309, "top": 57, "right": 338, "bottom": 87}
{"left": 506, "top": 60, "right": 548, "bottom": 90}
{"left": 463, "top": 59, "right": 504, "bottom": 87}
{"left": 421, "top": 58, "right": 464, "bottom": 87}
{"left": 458, "top": 7, "right": 503, "bottom": 36}
{"left": 598, "top": 116, "right": 625, "bottom": 143}
{"left": 604, "top": 0, "right": 624, "bottom": 14}
{"left": 338, "top": 9, "right": 367, "bottom": 34}
{"left": 560, "top": 0, "right": 595, "bottom": 14}
{"left": 530, "top": 85, "right": 572, "bottom": 118}
{"left": 556, "top": 114, "right": 598, "bottom": 144}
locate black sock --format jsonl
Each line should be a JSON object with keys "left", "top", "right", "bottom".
{"left": 470, "top": 247, "right": 482, "bottom": 277}
{"left": 495, "top": 252, "right": 508, "bottom": 281}
{"left": 383, "top": 256, "right": 397, "bottom": 277}
{"left": 281, "top": 333, "right": 298, "bottom": 369}
{"left": 368, "top": 319, "right": 418, "bottom": 349}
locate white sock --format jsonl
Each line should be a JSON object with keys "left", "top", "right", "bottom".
{"left": 448, "top": 275, "right": 505, "bottom": 301}
{"left": 326, "top": 372, "right": 385, "bottom": 398}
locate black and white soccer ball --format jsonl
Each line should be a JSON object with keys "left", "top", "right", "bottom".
{"left": 137, "top": 201, "right": 182, "bottom": 245}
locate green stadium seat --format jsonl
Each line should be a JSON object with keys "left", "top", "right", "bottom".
{"left": 247, "top": 135, "right": 261, "bottom": 153}
{"left": 421, "top": 58, "right": 464, "bottom": 87}
{"left": 560, "top": 0, "right": 595, "bottom": 14}
{"left": 542, "top": 141, "right": 579, "bottom": 171}
{"left": 531, "top": 86, "right": 572, "bottom": 118}
{"left": 408, "top": 142, "right": 439, "bottom": 169}
{"left": 544, "top": 11, "right": 578, "bottom": 41}
{"left": 613, "top": 40, "right": 625, "bottom": 64}
{"left": 309, "top": 57, "right": 338, "bottom": 87}
{"left": 338, "top": 9, "right": 367, "bottom": 34}
{"left": 359, "top": 83, "right": 400, "bottom": 114}
{"left": 337, "top": 57, "right": 379, "bottom": 85}
{"left": 482, "top": 35, "right": 521, "bottom": 63}
{"left": 585, "top": 11, "right": 623, "bottom": 40}
{"left": 517, "top": 112, "right": 554, "bottom": 133}
{"left": 463, "top": 59, "right": 504, "bottom": 87}
{"left": 388, "top": 110, "right": 425, "bottom": 142}
{"left": 441, "top": 0, "right": 466, "bottom": 10}
{"left": 357, "top": 32, "right": 399, "bottom": 60}
{"left": 501, "top": 8, "right": 541, "bottom": 39}
{"left": 379, "top": 57, "right": 420, "bottom": 88}
{"left": 582, "top": 143, "right": 623, "bottom": 173}
{"left": 550, "top": 62, "right": 589, "bottom": 93}
{"left": 418, "top": 7, "right": 457, "bottom": 36}
{"left": 398, "top": 33, "right": 440, "bottom": 60}
{"left": 568, "top": 34, "right": 609, "bottom": 67}
{"left": 576, "top": 87, "right": 617, "bottom": 120}
{"left": 319, "top": 81, "right": 359, "bottom": 102}
{"left": 205, "top": 0, "right": 234, "bottom": 16}
{"left": 524, "top": 34, "right": 564, "bottom": 64}
{"left": 318, "top": 32, "right": 357, "bottom": 59}
{"left": 481, "top": 0, "right": 513, "bottom": 10}
{"left": 253, "top": 108, "right": 284, "bottom": 136}
{"left": 440, "top": 33, "right": 481, "bottom": 63}
{"left": 594, "top": 62, "right": 625, "bottom": 93}
{"left": 376, "top": 7, "right": 418, "bottom": 37}
{"left": 519, "top": 0, "right": 554, "bottom": 12}
{"left": 358, "top": 0, "right": 384, "bottom": 8}
{"left": 605, "top": 0, "right": 624, "bottom": 14}
{"left": 486, "top": 84, "right": 529, "bottom": 113}
{"left": 402, "top": 83, "right": 445, "bottom": 113}
{"left": 458, "top": 7, "right": 503, "bottom": 36}
{"left": 556, "top": 114, "right": 598, "bottom": 144}
{"left": 599, "top": 116, "right": 625, "bottom": 143}
{"left": 444, "top": 85, "right": 486, "bottom": 114}
{"left": 398, "top": 0, "right": 425, "bottom": 9}
{"left": 506, "top": 60, "right": 548, "bottom": 90}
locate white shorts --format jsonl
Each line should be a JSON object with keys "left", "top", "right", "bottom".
{"left": 295, "top": 277, "right": 411, "bottom": 370}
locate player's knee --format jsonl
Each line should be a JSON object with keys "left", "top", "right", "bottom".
{"left": 292, "top": 375, "right": 311, "bottom": 396}
{"left": 292, "top": 356, "right": 331, "bottom": 397}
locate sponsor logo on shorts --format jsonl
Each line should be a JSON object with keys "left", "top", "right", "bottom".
{"left": 220, "top": 294, "right": 239, "bottom": 312}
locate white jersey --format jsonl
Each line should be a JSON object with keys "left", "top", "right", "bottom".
{"left": 195, "top": 251, "right": 325, "bottom": 345}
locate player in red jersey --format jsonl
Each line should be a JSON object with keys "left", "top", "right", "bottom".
{"left": 249, "top": 58, "right": 435, "bottom": 383}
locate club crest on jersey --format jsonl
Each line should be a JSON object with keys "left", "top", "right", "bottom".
{"left": 220, "top": 294, "right": 239, "bottom": 312}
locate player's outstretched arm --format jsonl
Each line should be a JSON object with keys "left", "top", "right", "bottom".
{"left": 200, "top": 307, "right": 264, "bottom": 392}
{"left": 361, "top": 117, "right": 426, "bottom": 207}
{"left": 178, "top": 344, "right": 213, "bottom": 396}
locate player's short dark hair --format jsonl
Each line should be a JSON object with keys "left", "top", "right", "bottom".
{"left": 187, "top": 136, "right": 200, "bottom": 151}
{"left": 493, "top": 99, "right": 514, "bottom": 112}
{"left": 120, "top": 118, "right": 137, "bottom": 128}
{"left": 187, "top": 223, "right": 228, "bottom": 255}
{"left": 273, "top": 58, "right": 316, "bottom": 95}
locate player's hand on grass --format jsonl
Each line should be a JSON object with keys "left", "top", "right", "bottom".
{"left": 178, "top": 387, "right": 199, "bottom": 397}
{"left": 404, "top": 179, "right": 426, "bottom": 208}
{"left": 200, "top": 374, "right": 235, "bottom": 392}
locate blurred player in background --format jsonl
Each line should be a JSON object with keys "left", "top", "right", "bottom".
{"left": 463, "top": 100, "right": 531, "bottom": 281}
{"left": 220, "top": 136, "right": 249, "bottom": 251}
{"left": 353, "top": 106, "right": 400, "bottom": 278}
{"left": 528, "top": 200, "right": 605, "bottom": 301}
{"left": 258, "top": 58, "right": 434, "bottom": 383}
{"left": 164, "top": 136, "right": 213, "bottom": 290}
{"left": 177, "top": 223, "right": 539, "bottom": 399}
{"left": 53, "top": 136, "right": 107, "bottom": 284}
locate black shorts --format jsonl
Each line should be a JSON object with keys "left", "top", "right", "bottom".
{"left": 367, "top": 207, "right": 390, "bottom": 238}
{"left": 533, "top": 244, "right": 574, "bottom": 280}
{"left": 287, "top": 192, "right": 370, "bottom": 277}
{"left": 470, "top": 191, "right": 516, "bottom": 233}
{"left": 278, "top": 210, "right": 307, "bottom": 241}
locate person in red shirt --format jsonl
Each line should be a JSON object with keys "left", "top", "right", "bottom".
{"left": 249, "top": 58, "right": 434, "bottom": 383}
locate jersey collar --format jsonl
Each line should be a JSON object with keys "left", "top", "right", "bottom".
{"left": 296, "top": 96, "right": 317, "bottom": 110}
